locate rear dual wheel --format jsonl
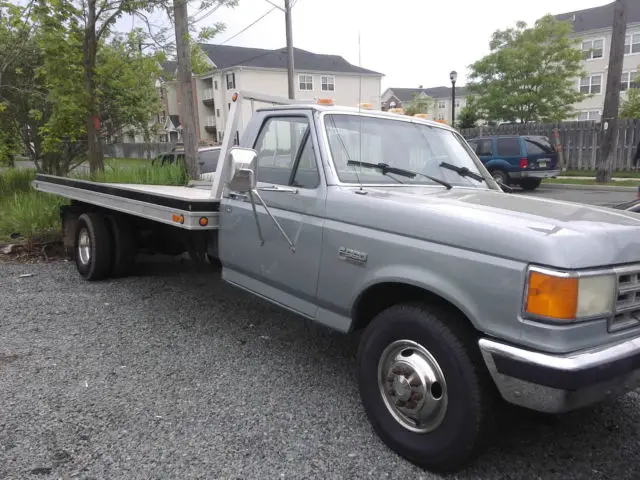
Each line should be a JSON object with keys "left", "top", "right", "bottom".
{"left": 357, "top": 303, "right": 497, "bottom": 473}
{"left": 74, "top": 212, "right": 135, "bottom": 281}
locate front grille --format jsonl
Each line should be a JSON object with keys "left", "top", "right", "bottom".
{"left": 612, "top": 266, "right": 640, "bottom": 331}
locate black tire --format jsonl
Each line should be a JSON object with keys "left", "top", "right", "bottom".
{"left": 74, "top": 212, "right": 113, "bottom": 281}
{"left": 357, "top": 303, "right": 497, "bottom": 473}
{"left": 105, "top": 214, "right": 136, "bottom": 278}
{"left": 519, "top": 178, "right": 542, "bottom": 191}
{"left": 490, "top": 169, "right": 509, "bottom": 185}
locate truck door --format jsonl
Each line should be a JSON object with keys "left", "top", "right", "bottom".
{"left": 218, "top": 112, "right": 326, "bottom": 318}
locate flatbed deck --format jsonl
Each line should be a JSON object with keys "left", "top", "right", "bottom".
{"left": 34, "top": 174, "right": 220, "bottom": 230}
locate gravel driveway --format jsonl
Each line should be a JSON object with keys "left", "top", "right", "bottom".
{"left": 1, "top": 259, "right": 640, "bottom": 479}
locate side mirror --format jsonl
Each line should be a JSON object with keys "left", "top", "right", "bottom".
{"left": 228, "top": 147, "right": 257, "bottom": 193}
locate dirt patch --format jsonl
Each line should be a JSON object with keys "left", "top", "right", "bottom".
{"left": 0, "top": 235, "right": 70, "bottom": 264}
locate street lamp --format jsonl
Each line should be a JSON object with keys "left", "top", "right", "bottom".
{"left": 450, "top": 70, "right": 458, "bottom": 126}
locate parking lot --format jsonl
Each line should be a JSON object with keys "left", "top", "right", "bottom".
{"left": 2, "top": 259, "right": 640, "bottom": 479}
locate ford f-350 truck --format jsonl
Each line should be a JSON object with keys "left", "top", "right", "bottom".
{"left": 33, "top": 91, "right": 640, "bottom": 473}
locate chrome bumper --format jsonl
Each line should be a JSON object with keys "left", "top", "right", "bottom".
{"left": 478, "top": 336, "right": 640, "bottom": 413}
{"left": 510, "top": 169, "right": 560, "bottom": 179}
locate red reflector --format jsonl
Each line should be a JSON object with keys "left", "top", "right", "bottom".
{"left": 520, "top": 158, "right": 528, "bottom": 169}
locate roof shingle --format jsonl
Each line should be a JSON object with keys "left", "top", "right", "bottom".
{"left": 555, "top": 1, "right": 640, "bottom": 34}
{"left": 198, "top": 43, "right": 383, "bottom": 75}
{"left": 386, "top": 86, "right": 469, "bottom": 103}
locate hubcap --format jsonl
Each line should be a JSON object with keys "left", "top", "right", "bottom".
{"left": 377, "top": 340, "right": 448, "bottom": 433}
{"left": 492, "top": 172, "right": 504, "bottom": 184}
{"left": 77, "top": 228, "right": 91, "bottom": 266}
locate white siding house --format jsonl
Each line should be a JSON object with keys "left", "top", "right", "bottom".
{"left": 555, "top": 1, "right": 640, "bottom": 121}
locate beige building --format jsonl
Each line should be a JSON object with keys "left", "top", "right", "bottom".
{"left": 160, "top": 44, "right": 384, "bottom": 144}
{"left": 380, "top": 86, "right": 469, "bottom": 124}
{"left": 555, "top": 1, "right": 640, "bottom": 121}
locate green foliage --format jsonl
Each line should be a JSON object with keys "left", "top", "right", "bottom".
{"left": 456, "top": 99, "right": 480, "bottom": 129}
{"left": 621, "top": 68, "right": 640, "bottom": 119}
{"left": 0, "top": 168, "right": 36, "bottom": 198}
{"left": 404, "top": 94, "right": 434, "bottom": 117}
{"left": 467, "top": 15, "right": 588, "bottom": 124}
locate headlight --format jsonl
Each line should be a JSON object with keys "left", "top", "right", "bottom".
{"left": 524, "top": 266, "right": 616, "bottom": 321}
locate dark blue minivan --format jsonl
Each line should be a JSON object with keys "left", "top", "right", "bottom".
{"left": 466, "top": 135, "right": 560, "bottom": 191}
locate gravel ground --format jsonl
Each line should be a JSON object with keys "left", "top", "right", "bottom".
{"left": 2, "top": 259, "right": 640, "bottom": 480}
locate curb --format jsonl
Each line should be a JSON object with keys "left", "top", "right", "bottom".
{"left": 542, "top": 182, "right": 639, "bottom": 192}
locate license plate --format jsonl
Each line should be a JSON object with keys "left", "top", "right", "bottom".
{"left": 539, "top": 161, "right": 547, "bottom": 168}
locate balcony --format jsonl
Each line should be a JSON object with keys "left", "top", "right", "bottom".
{"left": 202, "top": 88, "right": 215, "bottom": 107}
{"left": 204, "top": 115, "right": 216, "bottom": 134}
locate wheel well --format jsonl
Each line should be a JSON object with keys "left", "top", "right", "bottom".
{"left": 351, "top": 282, "right": 476, "bottom": 332}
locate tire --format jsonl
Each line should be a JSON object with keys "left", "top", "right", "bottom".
{"left": 490, "top": 169, "right": 508, "bottom": 185}
{"left": 357, "top": 303, "right": 497, "bottom": 473}
{"left": 105, "top": 214, "right": 136, "bottom": 278}
{"left": 519, "top": 178, "right": 542, "bottom": 191}
{"left": 74, "top": 212, "right": 113, "bottom": 281}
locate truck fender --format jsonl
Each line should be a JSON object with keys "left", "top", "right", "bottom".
{"left": 350, "top": 264, "right": 483, "bottom": 330}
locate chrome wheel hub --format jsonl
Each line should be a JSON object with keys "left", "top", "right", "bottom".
{"left": 378, "top": 339, "right": 448, "bottom": 433}
{"left": 77, "top": 228, "right": 91, "bottom": 266}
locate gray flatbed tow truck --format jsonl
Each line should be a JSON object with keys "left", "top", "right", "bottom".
{"left": 34, "top": 91, "right": 640, "bottom": 473}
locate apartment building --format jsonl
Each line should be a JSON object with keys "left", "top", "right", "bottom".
{"left": 556, "top": 1, "right": 640, "bottom": 121}
{"left": 380, "top": 86, "right": 469, "bottom": 123}
{"left": 158, "top": 44, "right": 383, "bottom": 144}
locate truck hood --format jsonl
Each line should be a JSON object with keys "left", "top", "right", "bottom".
{"left": 331, "top": 185, "right": 640, "bottom": 269}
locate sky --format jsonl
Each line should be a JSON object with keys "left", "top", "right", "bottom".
{"left": 117, "top": 0, "right": 612, "bottom": 91}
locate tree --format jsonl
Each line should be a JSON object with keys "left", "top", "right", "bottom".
{"left": 467, "top": 15, "right": 588, "bottom": 124}
{"left": 620, "top": 68, "right": 640, "bottom": 119}
{"left": 404, "top": 93, "right": 434, "bottom": 117}
{"left": 456, "top": 99, "right": 480, "bottom": 129}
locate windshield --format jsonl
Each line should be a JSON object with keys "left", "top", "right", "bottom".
{"left": 323, "top": 113, "right": 488, "bottom": 187}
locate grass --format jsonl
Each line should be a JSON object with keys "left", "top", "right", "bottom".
{"left": 543, "top": 177, "right": 640, "bottom": 186}
{"left": 560, "top": 169, "right": 640, "bottom": 178}
{"left": 0, "top": 159, "right": 188, "bottom": 243}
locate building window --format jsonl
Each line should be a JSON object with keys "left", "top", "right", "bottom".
{"left": 578, "top": 110, "right": 601, "bottom": 121}
{"left": 438, "top": 101, "right": 445, "bottom": 109}
{"left": 321, "top": 75, "right": 335, "bottom": 91}
{"left": 216, "top": 108, "right": 220, "bottom": 117}
{"left": 298, "top": 74, "right": 313, "bottom": 91}
{"left": 624, "top": 32, "right": 640, "bottom": 55}
{"left": 226, "top": 72, "right": 235, "bottom": 89}
{"left": 228, "top": 103, "right": 231, "bottom": 110}
{"left": 621, "top": 71, "right": 639, "bottom": 91}
{"left": 582, "top": 39, "right": 604, "bottom": 60}
{"left": 437, "top": 114, "right": 445, "bottom": 120}
{"left": 214, "top": 80, "right": 218, "bottom": 90}
{"left": 455, "top": 100, "right": 460, "bottom": 108}
{"left": 580, "top": 74, "right": 602, "bottom": 94}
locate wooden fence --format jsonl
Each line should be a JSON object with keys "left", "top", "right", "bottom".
{"left": 460, "top": 119, "right": 640, "bottom": 171}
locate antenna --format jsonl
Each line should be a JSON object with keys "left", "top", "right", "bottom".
{"left": 357, "top": 30, "right": 363, "bottom": 190}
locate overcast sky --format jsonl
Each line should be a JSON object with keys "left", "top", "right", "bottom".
{"left": 120, "top": 0, "right": 611, "bottom": 91}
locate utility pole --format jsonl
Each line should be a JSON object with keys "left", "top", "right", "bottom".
{"left": 596, "top": 0, "right": 627, "bottom": 183}
{"left": 265, "top": 0, "right": 295, "bottom": 99}
{"left": 173, "top": 0, "right": 200, "bottom": 180}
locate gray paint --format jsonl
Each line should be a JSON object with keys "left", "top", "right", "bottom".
{"left": 218, "top": 104, "right": 640, "bottom": 356}
{"left": 556, "top": 1, "right": 640, "bottom": 34}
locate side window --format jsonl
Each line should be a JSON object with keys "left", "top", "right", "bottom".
{"left": 496, "top": 137, "right": 521, "bottom": 157}
{"left": 292, "top": 137, "right": 320, "bottom": 189}
{"left": 524, "top": 137, "right": 555, "bottom": 155}
{"left": 253, "top": 116, "right": 310, "bottom": 186}
{"left": 477, "top": 139, "right": 493, "bottom": 156}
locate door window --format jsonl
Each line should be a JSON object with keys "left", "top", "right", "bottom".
{"left": 496, "top": 137, "right": 521, "bottom": 156}
{"left": 253, "top": 116, "right": 320, "bottom": 188}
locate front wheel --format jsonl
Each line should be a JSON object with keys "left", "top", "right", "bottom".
{"left": 357, "top": 303, "right": 496, "bottom": 473}
{"left": 519, "top": 178, "right": 542, "bottom": 191}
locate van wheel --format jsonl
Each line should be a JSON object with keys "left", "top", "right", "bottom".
{"left": 74, "top": 212, "right": 113, "bottom": 281}
{"left": 357, "top": 303, "right": 496, "bottom": 473}
{"left": 105, "top": 214, "right": 136, "bottom": 278}
{"left": 490, "top": 169, "right": 508, "bottom": 185}
{"left": 520, "top": 178, "right": 542, "bottom": 191}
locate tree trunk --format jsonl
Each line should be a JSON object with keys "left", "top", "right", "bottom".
{"left": 596, "top": 0, "right": 627, "bottom": 183}
{"left": 173, "top": 0, "right": 200, "bottom": 180}
{"left": 84, "top": 0, "right": 104, "bottom": 176}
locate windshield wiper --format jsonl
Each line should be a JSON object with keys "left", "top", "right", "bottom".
{"left": 439, "top": 162, "right": 485, "bottom": 182}
{"left": 347, "top": 160, "right": 452, "bottom": 189}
